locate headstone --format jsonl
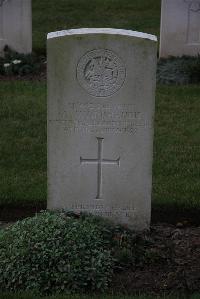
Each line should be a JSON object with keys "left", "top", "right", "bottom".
{"left": 0, "top": 2, "right": 4, "bottom": 54}
{"left": 160, "top": 0, "right": 200, "bottom": 57}
{"left": 47, "top": 28, "right": 157, "bottom": 230}
{"left": 0, "top": 0, "right": 32, "bottom": 56}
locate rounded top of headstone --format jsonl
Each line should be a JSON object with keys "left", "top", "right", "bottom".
{"left": 47, "top": 28, "right": 157, "bottom": 42}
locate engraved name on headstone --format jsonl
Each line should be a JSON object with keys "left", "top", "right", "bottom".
{"left": 160, "top": 0, "right": 200, "bottom": 57}
{"left": 47, "top": 28, "right": 157, "bottom": 230}
{"left": 0, "top": 0, "right": 32, "bottom": 56}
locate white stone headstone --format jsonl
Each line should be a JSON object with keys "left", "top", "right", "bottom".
{"left": 160, "top": 0, "right": 200, "bottom": 57}
{"left": 0, "top": 0, "right": 32, "bottom": 56}
{"left": 47, "top": 28, "right": 157, "bottom": 230}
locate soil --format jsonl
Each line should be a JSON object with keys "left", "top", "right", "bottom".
{"left": 1, "top": 203, "right": 200, "bottom": 226}
{"left": 0, "top": 203, "right": 46, "bottom": 222}
{"left": 110, "top": 224, "right": 200, "bottom": 296}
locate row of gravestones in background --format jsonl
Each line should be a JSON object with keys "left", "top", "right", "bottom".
{"left": 0, "top": 0, "right": 200, "bottom": 57}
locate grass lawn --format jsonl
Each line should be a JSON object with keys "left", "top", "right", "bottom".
{"left": 153, "top": 85, "right": 200, "bottom": 208}
{"left": 0, "top": 82, "right": 199, "bottom": 209}
{"left": 32, "top": 0, "right": 161, "bottom": 54}
{"left": 1, "top": 0, "right": 200, "bottom": 212}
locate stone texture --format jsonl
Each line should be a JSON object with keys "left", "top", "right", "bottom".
{"left": 0, "top": 0, "right": 32, "bottom": 56}
{"left": 160, "top": 0, "right": 200, "bottom": 57}
{"left": 47, "top": 28, "right": 157, "bottom": 230}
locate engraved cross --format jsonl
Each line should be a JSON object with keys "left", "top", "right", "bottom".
{"left": 80, "top": 137, "right": 120, "bottom": 200}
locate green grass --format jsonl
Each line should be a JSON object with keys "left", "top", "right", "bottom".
{"left": 0, "top": 82, "right": 200, "bottom": 209}
{"left": 0, "top": 82, "right": 46, "bottom": 205}
{"left": 153, "top": 85, "right": 200, "bottom": 208}
{"left": 0, "top": 0, "right": 199, "bottom": 211}
{"left": 1, "top": 294, "right": 200, "bottom": 299}
{"left": 32, "top": 0, "right": 161, "bottom": 54}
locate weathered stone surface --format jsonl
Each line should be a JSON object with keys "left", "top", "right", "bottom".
{"left": 47, "top": 28, "right": 157, "bottom": 230}
{"left": 160, "top": 0, "right": 200, "bottom": 57}
{"left": 0, "top": 0, "right": 32, "bottom": 56}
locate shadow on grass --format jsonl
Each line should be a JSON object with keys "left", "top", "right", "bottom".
{"left": 1, "top": 203, "right": 200, "bottom": 226}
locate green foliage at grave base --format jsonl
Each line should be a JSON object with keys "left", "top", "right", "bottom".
{"left": 0, "top": 211, "right": 156, "bottom": 295}
{"left": 0, "top": 212, "right": 115, "bottom": 294}
{"left": 157, "top": 56, "right": 200, "bottom": 85}
{"left": 1, "top": 293, "right": 200, "bottom": 299}
{"left": 0, "top": 47, "right": 45, "bottom": 76}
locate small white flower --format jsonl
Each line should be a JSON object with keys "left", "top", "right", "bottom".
{"left": 12, "top": 59, "right": 21, "bottom": 65}
{"left": 4, "top": 63, "right": 11, "bottom": 68}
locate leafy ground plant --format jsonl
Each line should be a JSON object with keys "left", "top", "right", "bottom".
{"left": 157, "top": 56, "right": 200, "bottom": 85}
{"left": 0, "top": 211, "right": 156, "bottom": 295}
{"left": 0, "top": 47, "right": 45, "bottom": 76}
{"left": 1, "top": 293, "right": 200, "bottom": 299}
{"left": 0, "top": 211, "right": 114, "bottom": 294}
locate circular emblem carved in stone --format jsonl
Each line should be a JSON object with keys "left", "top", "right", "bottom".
{"left": 76, "top": 49, "right": 126, "bottom": 97}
